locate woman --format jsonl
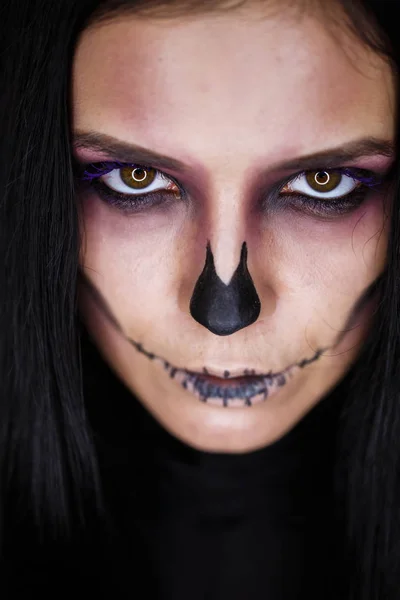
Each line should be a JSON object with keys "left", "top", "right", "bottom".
{"left": 0, "top": 0, "right": 399, "bottom": 597}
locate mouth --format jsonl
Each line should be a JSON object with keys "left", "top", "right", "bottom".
{"left": 170, "top": 368, "right": 293, "bottom": 407}
{"left": 78, "top": 273, "right": 329, "bottom": 408}
{"left": 128, "top": 338, "right": 326, "bottom": 408}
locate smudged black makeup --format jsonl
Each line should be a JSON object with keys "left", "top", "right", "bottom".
{"left": 73, "top": 158, "right": 385, "bottom": 218}
{"left": 189, "top": 242, "right": 261, "bottom": 336}
{"left": 271, "top": 167, "right": 384, "bottom": 218}
{"left": 74, "top": 159, "right": 182, "bottom": 212}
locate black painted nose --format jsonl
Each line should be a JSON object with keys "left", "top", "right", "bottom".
{"left": 189, "top": 242, "right": 261, "bottom": 336}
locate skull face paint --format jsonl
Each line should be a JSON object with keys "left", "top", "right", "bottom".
{"left": 190, "top": 242, "right": 261, "bottom": 336}
{"left": 78, "top": 270, "right": 330, "bottom": 407}
{"left": 73, "top": 3, "right": 395, "bottom": 453}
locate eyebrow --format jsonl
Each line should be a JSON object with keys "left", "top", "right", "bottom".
{"left": 279, "top": 138, "right": 394, "bottom": 171}
{"left": 73, "top": 131, "right": 395, "bottom": 173}
{"left": 73, "top": 131, "right": 189, "bottom": 171}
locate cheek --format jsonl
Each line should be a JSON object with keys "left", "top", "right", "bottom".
{"left": 78, "top": 192, "right": 191, "bottom": 331}
{"left": 255, "top": 193, "right": 388, "bottom": 333}
{"left": 79, "top": 188, "right": 388, "bottom": 344}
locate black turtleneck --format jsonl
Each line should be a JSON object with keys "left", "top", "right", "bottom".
{"left": 80, "top": 321, "right": 346, "bottom": 600}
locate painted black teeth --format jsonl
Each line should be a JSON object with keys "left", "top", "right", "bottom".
{"left": 298, "top": 348, "right": 325, "bottom": 368}
{"left": 243, "top": 368, "right": 256, "bottom": 376}
{"left": 126, "top": 335, "right": 327, "bottom": 406}
{"left": 186, "top": 373, "right": 279, "bottom": 404}
{"left": 276, "top": 374, "right": 286, "bottom": 386}
{"left": 81, "top": 268, "right": 327, "bottom": 407}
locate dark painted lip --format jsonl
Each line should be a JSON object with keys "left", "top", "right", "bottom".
{"left": 126, "top": 335, "right": 328, "bottom": 405}
{"left": 78, "top": 270, "right": 330, "bottom": 406}
{"left": 179, "top": 367, "right": 290, "bottom": 406}
{"left": 184, "top": 366, "right": 266, "bottom": 380}
{"left": 190, "top": 372, "right": 266, "bottom": 387}
{"left": 162, "top": 348, "right": 328, "bottom": 407}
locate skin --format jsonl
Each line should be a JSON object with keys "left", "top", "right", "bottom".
{"left": 72, "top": 2, "right": 395, "bottom": 453}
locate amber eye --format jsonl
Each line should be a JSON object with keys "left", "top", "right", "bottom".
{"left": 305, "top": 170, "right": 342, "bottom": 193}
{"left": 120, "top": 166, "right": 156, "bottom": 189}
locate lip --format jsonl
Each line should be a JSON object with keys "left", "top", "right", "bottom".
{"left": 80, "top": 271, "right": 328, "bottom": 407}
{"left": 127, "top": 336, "right": 327, "bottom": 408}
{"left": 161, "top": 347, "right": 327, "bottom": 408}
{"left": 184, "top": 366, "right": 268, "bottom": 379}
{"left": 169, "top": 365, "right": 295, "bottom": 408}
{"left": 192, "top": 372, "right": 265, "bottom": 385}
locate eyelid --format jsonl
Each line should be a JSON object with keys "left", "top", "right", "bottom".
{"left": 77, "top": 160, "right": 383, "bottom": 186}
{"left": 287, "top": 167, "right": 381, "bottom": 185}
{"left": 278, "top": 167, "right": 382, "bottom": 195}
{"left": 79, "top": 160, "right": 153, "bottom": 180}
{"left": 76, "top": 160, "right": 384, "bottom": 212}
{"left": 77, "top": 160, "right": 184, "bottom": 194}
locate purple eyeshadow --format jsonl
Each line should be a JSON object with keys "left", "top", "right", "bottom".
{"left": 80, "top": 161, "right": 136, "bottom": 182}
{"left": 80, "top": 161, "right": 382, "bottom": 188}
{"left": 76, "top": 160, "right": 384, "bottom": 218}
{"left": 339, "top": 167, "right": 382, "bottom": 187}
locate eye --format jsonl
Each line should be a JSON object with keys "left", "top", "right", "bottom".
{"left": 281, "top": 169, "right": 360, "bottom": 200}
{"left": 99, "top": 165, "right": 179, "bottom": 196}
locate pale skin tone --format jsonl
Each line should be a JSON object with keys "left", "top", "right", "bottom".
{"left": 72, "top": 3, "right": 395, "bottom": 453}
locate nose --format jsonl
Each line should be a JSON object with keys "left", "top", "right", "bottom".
{"left": 189, "top": 241, "right": 261, "bottom": 336}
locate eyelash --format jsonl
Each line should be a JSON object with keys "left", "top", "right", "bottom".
{"left": 75, "top": 160, "right": 383, "bottom": 217}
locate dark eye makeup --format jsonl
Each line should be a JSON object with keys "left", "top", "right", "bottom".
{"left": 73, "top": 159, "right": 385, "bottom": 218}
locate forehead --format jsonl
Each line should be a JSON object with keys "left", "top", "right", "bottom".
{"left": 72, "top": 7, "right": 394, "bottom": 168}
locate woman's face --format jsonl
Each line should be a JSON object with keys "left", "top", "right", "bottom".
{"left": 72, "top": 2, "right": 395, "bottom": 452}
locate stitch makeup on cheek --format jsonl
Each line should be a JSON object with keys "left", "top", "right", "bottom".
{"left": 78, "top": 271, "right": 331, "bottom": 408}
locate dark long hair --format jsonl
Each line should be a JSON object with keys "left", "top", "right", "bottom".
{"left": 0, "top": 0, "right": 399, "bottom": 597}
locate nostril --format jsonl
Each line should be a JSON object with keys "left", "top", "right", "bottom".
{"left": 189, "top": 241, "right": 261, "bottom": 336}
